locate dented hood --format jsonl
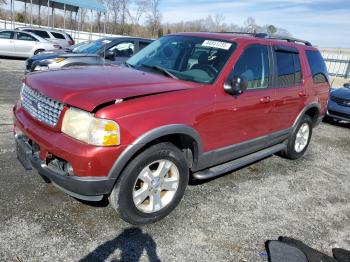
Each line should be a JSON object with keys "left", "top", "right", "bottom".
{"left": 25, "top": 65, "right": 198, "bottom": 112}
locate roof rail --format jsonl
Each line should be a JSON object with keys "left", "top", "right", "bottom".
{"left": 211, "top": 31, "right": 312, "bottom": 46}
{"left": 257, "top": 34, "right": 312, "bottom": 46}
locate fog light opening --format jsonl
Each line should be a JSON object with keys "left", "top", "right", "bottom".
{"left": 46, "top": 155, "right": 75, "bottom": 176}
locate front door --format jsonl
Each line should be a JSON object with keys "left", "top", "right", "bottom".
{"left": 0, "top": 31, "right": 15, "bottom": 56}
{"left": 212, "top": 44, "right": 274, "bottom": 164}
{"left": 14, "top": 32, "right": 38, "bottom": 56}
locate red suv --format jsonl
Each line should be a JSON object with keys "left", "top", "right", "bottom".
{"left": 13, "top": 32, "right": 330, "bottom": 225}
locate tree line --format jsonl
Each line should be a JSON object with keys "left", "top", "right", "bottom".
{"left": 0, "top": 0, "right": 291, "bottom": 38}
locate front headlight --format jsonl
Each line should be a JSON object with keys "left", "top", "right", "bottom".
{"left": 61, "top": 107, "right": 120, "bottom": 146}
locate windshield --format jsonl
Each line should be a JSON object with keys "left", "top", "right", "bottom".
{"left": 73, "top": 39, "right": 112, "bottom": 54}
{"left": 127, "top": 35, "right": 236, "bottom": 84}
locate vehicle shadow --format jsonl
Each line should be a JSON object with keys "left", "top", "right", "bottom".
{"left": 0, "top": 56, "right": 27, "bottom": 60}
{"left": 79, "top": 227, "right": 161, "bottom": 262}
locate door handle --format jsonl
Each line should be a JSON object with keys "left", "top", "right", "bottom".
{"left": 260, "top": 96, "right": 271, "bottom": 104}
{"left": 298, "top": 91, "right": 306, "bottom": 97}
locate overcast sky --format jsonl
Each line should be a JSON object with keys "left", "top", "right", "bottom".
{"left": 160, "top": 0, "right": 350, "bottom": 48}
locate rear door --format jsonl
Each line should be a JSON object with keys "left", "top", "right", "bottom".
{"left": 270, "top": 46, "right": 305, "bottom": 132}
{"left": 14, "top": 32, "right": 38, "bottom": 56}
{"left": 0, "top": 31, "right": 15, "bottom": 56}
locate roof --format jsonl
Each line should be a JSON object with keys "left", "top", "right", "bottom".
{"left": 15, "top": 0, "right": 106, "bottom": 12}
{"left": 174, "top": 32, "right": 313, "bottom": 48}
{"left": 16, "top": 27, "right": 68, "bottom": 34}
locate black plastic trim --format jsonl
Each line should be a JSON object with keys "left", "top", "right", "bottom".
{"left": 30, "top": 156, "right": 115, "bottom": 201}
{"left": 194, "top": 128, "right": 290, "bottom": 171}
{"left": 107, "top": 124, "right": 203, "bottom": 179}
{"left": 274, "top": 45, "right": 299, "bottom": 54}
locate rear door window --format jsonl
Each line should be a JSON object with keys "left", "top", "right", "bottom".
{"left": 108, "top": 41, "right": 135, "bottom": 58}
{"left": 24, "top": 29, "right": 50, "bottom": 39}
{"left": 231, "top": 45, "right": 270, "bottom": 89}
{"left": 306, "top": 50, "right": 329, "bottom": 84}
{"left": 0, "top": 31, "right": 14, "bottom": 39}
{"left": 51, "top": 32, "right": 66, "bottom": 39}
{"left": 275, "top": 49, "right": 302, "bottom": 87}
{"left": 16, "top": 32, "right": 37, "bottom": 41}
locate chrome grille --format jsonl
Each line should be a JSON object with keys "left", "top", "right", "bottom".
{"left": 21, "top": 84, "right": 64, "bottom": 127}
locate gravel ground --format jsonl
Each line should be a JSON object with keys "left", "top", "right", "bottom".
{"left": 0, "top": 58, "right": 349, "bottom": 262}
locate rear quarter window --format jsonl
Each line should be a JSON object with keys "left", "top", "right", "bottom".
{"left": 306, "top": 50, "right": 329, "bottom": 84}
{"left": 51, "top": 32, "right": 66, "bottom": 39}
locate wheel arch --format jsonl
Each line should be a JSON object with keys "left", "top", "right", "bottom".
{"left": 293, "top": 103, "right": 321, "bottom": 128}
{"left": 107, "top": 124, "right": 203, "bottom": 181}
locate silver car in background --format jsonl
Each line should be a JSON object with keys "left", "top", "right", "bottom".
{"left": 0, "top": 30, "right": 61, "bottom": 58}
{"left": 17, "top": 27, "right": 75, "bottom": 48}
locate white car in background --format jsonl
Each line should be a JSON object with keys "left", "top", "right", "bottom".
{"left": 0, "top": 30, "right": 61, "bottom": 58}
{"left": 17, "top": 27, "right": 75, "bottom": 48}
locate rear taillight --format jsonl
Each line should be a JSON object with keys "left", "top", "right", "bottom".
{"left": 68, "top": 40, "right": 75, "bottom": 46}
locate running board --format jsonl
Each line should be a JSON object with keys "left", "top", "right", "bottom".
{"left": 193, "top": 143, "right": 286, "bottom": 180}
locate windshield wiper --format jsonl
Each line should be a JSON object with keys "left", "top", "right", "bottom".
{"left": 140, "top": 64, "right": 178, "bottom": 80}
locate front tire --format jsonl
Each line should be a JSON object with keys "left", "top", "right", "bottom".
{"left": 109, "top": 142, "right": 189, "bottom": 225}
{"left": 280, "top": 115, "right": 313, "bottom": 160}
{"left": 34, "top": 49, "right": 45, "bottom": 55}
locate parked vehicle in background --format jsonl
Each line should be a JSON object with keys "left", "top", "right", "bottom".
{"left": 13, "top": 32, "right": 329, "bottom": 225}
{"left": 17, "top": 27, "right": 74, "bottom": 48}
{"left": 326, "top": 83, "right": 350, "bottom": 122}
{"left": 0, "top": 30, "right": 61, "bottom": 58}
{"left": 25, "top": 37, "right": 152, "bottom": 73}
{"left": 40, "top": 41, "right": 92, "bottom": 55}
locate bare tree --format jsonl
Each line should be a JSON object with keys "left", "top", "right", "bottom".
{"left": 0, "top": 0, "right": 7, "bottom": 17}
{"left": 129, "top": 0, "right": 149, "bottom": 26}
{"left": 146, "top": 0, "right": 161, "bottom": 37}
{"left": 108, "top": 0, "right": 121, "bottom": 32}
{"left": 243, "top": 17, "right": 260, "bottom": 33}
{"left": 120, "top": 0, "right": 129, "bottom": 34}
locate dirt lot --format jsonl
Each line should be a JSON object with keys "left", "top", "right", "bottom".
{"left": 0, "top": 58, "right": 349, "bottom": 262}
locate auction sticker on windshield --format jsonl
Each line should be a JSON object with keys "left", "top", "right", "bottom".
{"left": 202, "top": 40, "right": 232, "bottom": 50}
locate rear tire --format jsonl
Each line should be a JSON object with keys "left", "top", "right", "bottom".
{"left": 280, "top": 115, "right": 313, "bottom": 160}
{"left": 109, "top": 142, "right": 189, "bottom": 225}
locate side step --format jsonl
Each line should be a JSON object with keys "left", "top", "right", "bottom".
{"left": 193, "top": 143, "right": 286, "bottom": 180}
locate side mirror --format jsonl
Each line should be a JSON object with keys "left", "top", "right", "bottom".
{"left": 105, "top": 50, "right": 115, "bottom": 60}
{"left": 224, "top": 76, "right": 248, "bottom": 95}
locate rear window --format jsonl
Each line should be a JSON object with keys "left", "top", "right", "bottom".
{"left": 51, "top": 32, "right": 66, "bottom": 39}
{"left": 67, "top": 34, "right": 73, "bottom": 41}
{"left": 306, "top": 50, "right": 329, "bottom": 84}
{"left": 25, "top": 29, "right": 50, "bottom": 39}
{"left": 275, "top": 50, "right": 302, "bottom": 87}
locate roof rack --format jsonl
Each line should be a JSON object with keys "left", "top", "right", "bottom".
{"left": 259, "top": 35, "right": 312, "bottom": 46}
{"left": 212, "top": 31, "right": 312, "bottom": 46}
